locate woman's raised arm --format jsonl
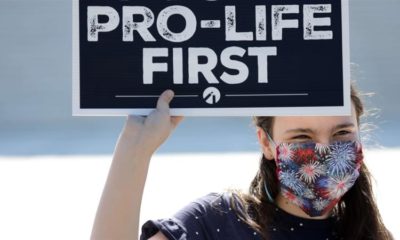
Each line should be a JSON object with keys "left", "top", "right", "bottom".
{"left": 90, "top": 90, "right": 184, "bottom": 240}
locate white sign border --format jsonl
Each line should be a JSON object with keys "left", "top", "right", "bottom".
{"left": 72, "top": 0, "right": 351, "bottom": 117}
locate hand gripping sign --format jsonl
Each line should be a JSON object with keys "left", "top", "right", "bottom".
{"left": 72, "top": 0, "right": 351, "bottom": 116}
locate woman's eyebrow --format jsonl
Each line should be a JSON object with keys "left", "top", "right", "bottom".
{"left": 333, "top": 123, "right": 355, "bottom": 130}
{"left": 284, "top": 128, "right": 314, "bottom": 134}
{"left": 284, "top": 123, "right": 355, "bottom": 134}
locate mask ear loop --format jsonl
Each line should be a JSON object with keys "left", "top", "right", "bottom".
{"left": 263, "top": 130, "right": 277, "bottom": 204}
{"left": 265, "top": 131, "right": 277, "bottom": 149}
{"left": 356, "top": 130, "right": 362, "bottom": 144}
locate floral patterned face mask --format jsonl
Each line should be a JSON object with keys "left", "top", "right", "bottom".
{"left": 269, "top": 137, "right": 364, "bottom": 217}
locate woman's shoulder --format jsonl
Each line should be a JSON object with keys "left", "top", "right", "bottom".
{"left": 179, "top": 191, "right": 247, "bottom": 218}
{"left": 141, "top": 191, "right": 259, "bottom": 240}
{"left": 169, "top": 191, "right": 235, "bottom": 222}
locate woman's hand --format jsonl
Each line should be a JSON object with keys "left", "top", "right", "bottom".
{"left": 90, "top": 89, "right": 184, "bottom": 240}
{"left": 121, "top": 89, "right": 184, "bottom": 155}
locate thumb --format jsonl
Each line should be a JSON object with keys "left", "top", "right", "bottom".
{"left": 156, "top": 89, "right": 174, "bottom": 112}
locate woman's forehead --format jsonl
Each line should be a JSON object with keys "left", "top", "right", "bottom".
{"left": 273, "top": 105, "right": 358, "bottom": 134}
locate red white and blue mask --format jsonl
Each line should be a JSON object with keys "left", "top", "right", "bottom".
{"left": 271, "top": 139, "right": 364, "bottom": 217}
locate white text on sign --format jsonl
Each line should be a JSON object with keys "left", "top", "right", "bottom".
{"left": 87, "top": 4, "right": 332, "bottom": 85}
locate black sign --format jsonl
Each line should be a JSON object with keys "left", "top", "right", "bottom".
{"left": 73, "top": 0, "right": 351, "bottom": 116}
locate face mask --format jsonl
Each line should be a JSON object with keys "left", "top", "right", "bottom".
{"left": 267, "top": 135, "right": 364, "bottom": 217}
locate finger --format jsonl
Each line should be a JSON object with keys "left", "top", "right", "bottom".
{"left": 156, "top": 89, "right": 174, "bottom": 112}
{"left": 171, "top": 116, "right": 184, "bottom": 128}
{"left": 122, "top": 115, "right": 145, "bottom": 134}
{"left": 126, "top": 114, "right": 145, "bottom": 126}
{"left": 127, "top": 115, "right": 144, "bottom": 122}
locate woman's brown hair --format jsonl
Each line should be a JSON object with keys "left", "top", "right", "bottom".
{"left": 230, "top": 85, "right": 393, "bottom": 240}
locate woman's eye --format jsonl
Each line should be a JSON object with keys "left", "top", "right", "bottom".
{"left": 292, "top": 135, "right": 311, "bottom": 140}
{"left": 335, "top": 130, "right": 351, "bottom": 136}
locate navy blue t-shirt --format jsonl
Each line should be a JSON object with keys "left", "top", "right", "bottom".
{"left": 140, "top": 192, "right": 338, "bottom": 240}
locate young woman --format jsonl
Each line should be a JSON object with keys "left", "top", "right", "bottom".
{"left": 90, "top": 86, "right": 393, "bottom": 240}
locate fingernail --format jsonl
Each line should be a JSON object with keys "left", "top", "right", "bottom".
{"left": 166, "top": 89, "right": 174, "bottom": 99}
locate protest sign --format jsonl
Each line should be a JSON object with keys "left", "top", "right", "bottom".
{"left": 73, "top": 0, "right": 350, "bottom": 116}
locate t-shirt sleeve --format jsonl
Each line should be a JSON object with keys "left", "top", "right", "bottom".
{"left": 140, "top": 192, "right": 232, "bottom": 240}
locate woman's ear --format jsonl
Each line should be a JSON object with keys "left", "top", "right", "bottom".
{"left": 256, "top": 127, "right": 275, "bottom": 160}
